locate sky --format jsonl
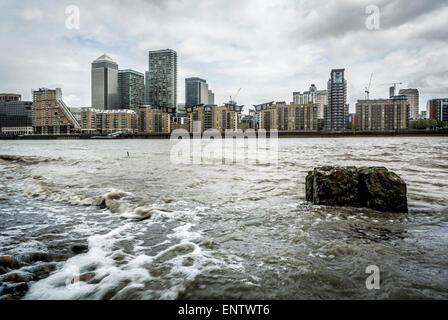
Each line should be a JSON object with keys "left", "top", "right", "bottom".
{"left": 0, "top": 0, "right": 447, "bottom": 112}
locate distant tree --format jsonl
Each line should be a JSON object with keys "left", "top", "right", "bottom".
{"left": 410, "top": 119, "right": 439, "bottom": 130}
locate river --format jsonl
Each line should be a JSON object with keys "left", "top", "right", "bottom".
{"left": 0, "top": 137, "right": 447, "bottom": 299}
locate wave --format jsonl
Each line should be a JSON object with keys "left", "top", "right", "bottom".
{"left": 0, "top": 154, "right": 62, "bottom": 165}
{"left": 23, "top": 179, "right": 151, "bottom": 220}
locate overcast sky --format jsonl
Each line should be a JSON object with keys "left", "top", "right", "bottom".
{"left": 1, "top": 0, "right": 447, "bottom": 112}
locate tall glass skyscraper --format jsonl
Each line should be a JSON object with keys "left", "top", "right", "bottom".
{"left": 118, "top": 69, "right": 144, "bottom": 112}
{"left": 185, "top": 77, "right": 209, "bottom": 108}
{"left": 91, "top": 54, "right": 119, "bottom": 110}
{"left": 147, "top": 49, "right": 177, "bottom": 109}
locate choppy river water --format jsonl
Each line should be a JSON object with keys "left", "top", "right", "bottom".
{"left": 0, "top": 137, "right": 447, "bottom": 299}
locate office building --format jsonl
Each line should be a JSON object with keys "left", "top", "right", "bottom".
{"left": 139, "top": 105, "right": 171, "bottom": 133}
{"left": 399, "top": 89, "right": 419, "bottom": 120}
{"left": 118, "top": 69, "right": 144, "bottom": 112}
{"left": 355, "top": 95, "right": 410, "bottom": 131}
{"left": 144, "top": 71, "right": 150, "bottom": 105}
{"left": 0, "top": 94, "right": 21, "bottom": 103}
{"left": 91, "top": 54, "right": 119, "bottom": 110}
{"left": 420, "top": 110, "right": 427, "bottom": 119}
{"left": 427, "top": 98, "right": 448, "bottom": 122}
{"left": 208, "top": 89, "right": 215, "bottom": 106}
{"left": 32, "top": 88, "right": 80, "bottom": 135}
{"left": 80, "top": 108, "right": 138, "bottom": 134}
{"left": 0, "top": 94, "right": 33, "bottom": 135}
{"left": 177, "top": 103, "right": 186, "bottom": 113}
{"left": 239, "top": 109, "right": 257, "bottom": 131}
{"left": 147, "top": 49, "right": 177, "bottom": 109}
{"left": 324, "top": 69, "right": 348, "bottom": 130}
{"left": 185, "top": 77, "right": 209, "bottom": 108}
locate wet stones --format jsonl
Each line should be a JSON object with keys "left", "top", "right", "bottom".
{"left": 306, "top": 166, "right": 408, "bottom": 213}
{"left": 71, "top": 245, "right": 88, "bottom": 254}
{"left": 0, "top": 256, "right": 19, "bottom": 274}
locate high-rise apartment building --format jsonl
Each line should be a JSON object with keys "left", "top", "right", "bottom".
{"left": 118, "top": 69, "right": 144, "bottom": 112}
{"left": 293, "top": 85, "right": 327, "bottom": 120}
{"left": 148, "top": 49, "right": 177, "bottom": 109}
{"left": 427, "top": 98, "right": 448, "bottom": 122}
{"left": 186, "top": 77, "right": 209, "bottom": 108}
{"left": 355, "top": 95, "right": 410, "bottom": 131}
{"left": 32, "top": 88, "right": 80, "bottom": 135}
{"left": 91, "top": 54, "right": 119, "bottom": 110}
{"left": 324, "top": 69, "right": 348, "bottom": 130}
{"left": 293, "top": 84, "right": 317, "bottom": 105}
{"left": 315, "top": 90, "right": 328, "bottom": 120}
{"left": 399, "top": 89, "right": 419, "bottom": 120}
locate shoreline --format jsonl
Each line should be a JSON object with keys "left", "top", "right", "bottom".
{"left": 1, "top": 129, "right": 448, "bottom": 140}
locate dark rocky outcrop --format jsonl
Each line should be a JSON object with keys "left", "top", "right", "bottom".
{"left": 306, "top": 166, "right": 408, "bottom": 213}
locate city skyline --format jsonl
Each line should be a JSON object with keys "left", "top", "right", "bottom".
{"left": 0, "top": 0, "right": 447, "bottom": 111}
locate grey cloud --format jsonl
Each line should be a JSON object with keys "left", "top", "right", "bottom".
{"left": 0, "top": 0, "right": 447, "bottom": 111}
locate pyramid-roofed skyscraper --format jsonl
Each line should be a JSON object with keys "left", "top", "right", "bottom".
{"left": 91, "top": 54, "right": 119, "bottom": 110}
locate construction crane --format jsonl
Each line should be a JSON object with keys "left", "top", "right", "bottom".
{"left": 229, "top": 88, "right": 242, "bottom": 105}
{"left": 365, "top": 73, "right": 373, "bottom": 100}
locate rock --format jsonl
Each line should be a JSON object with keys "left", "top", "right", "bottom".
{"left": 0, "top": 256, "right": 19, "bottom": 270}
{"left": 0, "top": 294, "right": 14, "bottom": 301}
{"left": 2, "top": 272, "right": 21, "bottom": 283}
{"left": 1, "top": 271, "right": 32, "bottom": 283}
{"left": 79, "top": 272, "right": 95, "bottom": 282}
{"left": 358, "top": 167, "right": 408, "bottom": 213}
{"left": 306, "top": 166, "right": 408, "bottom": 213}
{"left": 1, "top": 282, "right": 29, "bottom": 297}
{"left": 306, "top": 166, "right": 360, "bottom": 207}
{"left": 71, "top": 245, "right": 88, "bottom": 254}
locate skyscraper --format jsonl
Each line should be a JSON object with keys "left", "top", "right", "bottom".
{"left": 91, "top": 54, "right": 119, "bottom": 110}
{"left": 399, "top": 88, "right": 419, "bottom": 120}
{"left": 325, "top": 69, "right": 348, "bottom": 130}
{"left": 144, "top": 71, "right": 150, "bottom": 105}
{"left": 208, "top": 89, "right": 215, "bottom": 105}
{"left": 148, "top": 49, "right": 177, "bottom": 109}
{"left": 185, "top": 77, "right": 209, "bottom": 108}
{"left": 118, "top": 69, "right": 144, "bottom": 112}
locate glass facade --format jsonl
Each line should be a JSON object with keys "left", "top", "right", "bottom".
{"left": 148, "top": 49, "right": 177, "bottom": 109}
{"left": 118, "top": 70, "right": 144, "bottom": 112}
